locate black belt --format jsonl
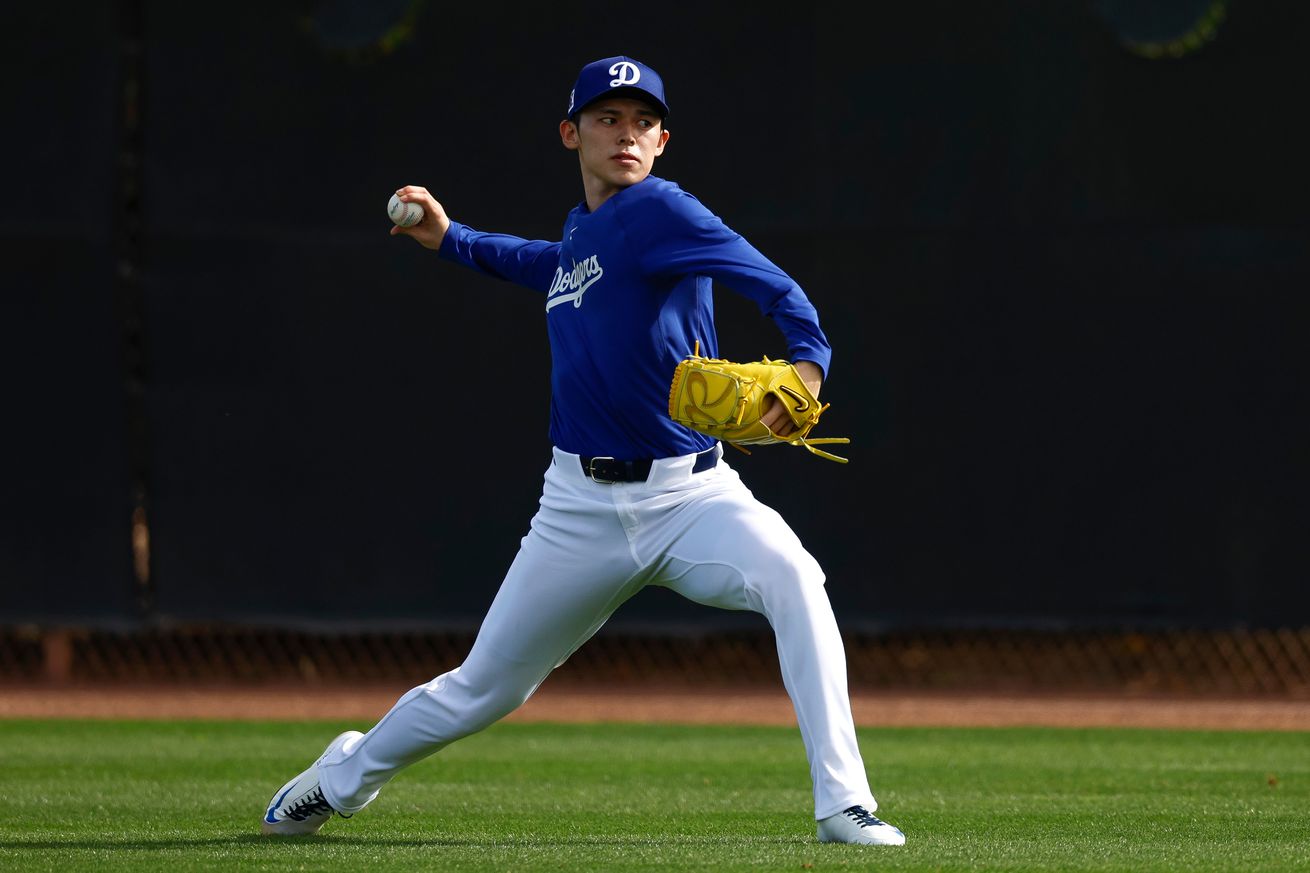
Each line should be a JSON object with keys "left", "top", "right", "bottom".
{"left": 580, "top": 447, "right": 718, "bottom": 484}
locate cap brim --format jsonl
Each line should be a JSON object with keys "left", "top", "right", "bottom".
{"left": 571, "top": 86, "right": 667, "bottom": 119}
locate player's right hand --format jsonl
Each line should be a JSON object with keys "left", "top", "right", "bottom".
{"left": 390, "top": 185, "right": 451, "bottom": 250}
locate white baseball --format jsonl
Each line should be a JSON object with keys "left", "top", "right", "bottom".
{"left": 388, "top": 193, "right": 424, "bottom": 228}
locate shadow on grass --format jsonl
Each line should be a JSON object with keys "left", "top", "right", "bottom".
{"left": 1, "top": 833, "right": 810, "bottom": 851}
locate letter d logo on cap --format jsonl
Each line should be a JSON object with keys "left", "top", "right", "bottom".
{"left": 609, "top": 61, "right": 641, "bottom": 88}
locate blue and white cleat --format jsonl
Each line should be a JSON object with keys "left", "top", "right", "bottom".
{"left": 817, "top": 804, "right": 906, "bottom": 846}
{"left": 261, "top": 730, "right": 362, "bottom": 835}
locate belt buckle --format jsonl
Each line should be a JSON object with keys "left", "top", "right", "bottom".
{"left": 587, "top": 456, "right": 617, "bottom": 484}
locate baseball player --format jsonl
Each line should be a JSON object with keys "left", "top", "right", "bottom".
{"left": 261, "top": 55, "right": 904, "bottom": 847}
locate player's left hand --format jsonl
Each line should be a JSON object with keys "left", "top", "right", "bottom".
{"left": 760, "top": 360, "right": 823, "bottom": 438}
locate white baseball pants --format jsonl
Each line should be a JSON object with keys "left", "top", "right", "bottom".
{"left": 318, "top": 445, "right": 877, "bottom": 820}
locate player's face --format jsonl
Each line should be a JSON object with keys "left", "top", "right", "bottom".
{"left": 562, "top": 97, "right": 669, "bottom": 204}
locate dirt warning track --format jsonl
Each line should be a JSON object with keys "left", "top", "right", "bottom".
{"left": 3, "top": 684, "right": 1308, "bottom": 730}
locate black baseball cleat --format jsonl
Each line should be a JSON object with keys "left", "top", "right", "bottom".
{"left": 816, "top": 804, "right": 906, "bottom": 845}
{"left": 261, "top": 730, "right": 361, "bottom": 835}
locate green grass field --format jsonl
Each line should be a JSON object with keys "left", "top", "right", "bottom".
{"left": 0, "top": 719, "right": 1305, "bottom": 871}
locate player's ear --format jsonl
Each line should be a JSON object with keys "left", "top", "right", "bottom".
{"left": 560, "top": 118, "right": 580, "bottom": 151}
{"left": 655, "top": 127, "right": 669, "bottom": 156}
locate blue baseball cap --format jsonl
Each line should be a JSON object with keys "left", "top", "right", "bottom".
{"left": 566, "top": 56, "right": 668, "bottom": 119}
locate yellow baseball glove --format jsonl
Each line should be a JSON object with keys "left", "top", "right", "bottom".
{"left": 668, "top": 349, "right": 850, "bottom": 463}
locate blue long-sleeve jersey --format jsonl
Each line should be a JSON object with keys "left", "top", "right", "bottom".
{"left": 439, "top": 175, "right": 833, "bottom": 460}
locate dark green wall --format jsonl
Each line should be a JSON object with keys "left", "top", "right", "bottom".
{"left": 3, "top": 1, "right": 1306, "bottom": 628}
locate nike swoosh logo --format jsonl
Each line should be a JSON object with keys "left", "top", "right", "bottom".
{"left": 265, "top": 785, "right": 295, "bottom": 823}
{"left": 778, "top": 385, "right": 810, "bottom": 413}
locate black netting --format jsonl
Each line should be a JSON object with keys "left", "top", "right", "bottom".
{"left": 3, "top": 626, "right": 1308, "bottom": 695}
